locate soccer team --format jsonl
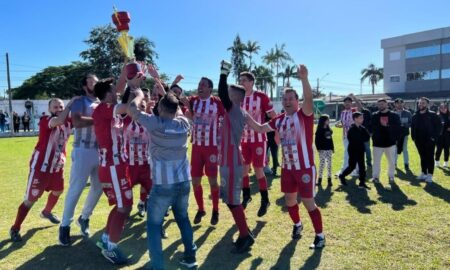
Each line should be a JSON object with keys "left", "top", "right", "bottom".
{"left": 9, "top": 61, "right": 325, "bottom": 269}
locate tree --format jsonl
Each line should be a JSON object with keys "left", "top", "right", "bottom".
{"left": 227, "top": 34, "right": 248, "bottom": 81}
{"left": 134, "top": 37, "right": 158, "bottom": 64}
{"left": 262, "top": 48, "right": 277, "bottom": 99}
{"left": 245, "top": 40, "right": 260, "bottom": 71}
{"left": 277, "top": 65, "right": 297, "bottom": 87}
{"left": 253, "top": 65, "right": 275, "bottom": 94}
{"left": 361, "top": 63, "right": 383, "bottom": 95}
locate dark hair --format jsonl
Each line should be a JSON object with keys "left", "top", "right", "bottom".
{"left": 94, "top": 78, "right": 114, "bottom": 100}
{"left": 317, "top": 114, "right": 330, "bottom": 129}
{"left": 201, "top": 77, "right": 213, "bottom": 89}
{"left": 352, "top": 111, "right": 363, "bottom": 120}
{"left": 283, "top": 88, "right": 299, "bottom": 100}
{"left": 343, "top": 96, "right": 353, "bottom": 102}
{"left": 394, "top": 98, "right": 403, "bottom": 104}
{"left": 239, "top": 71, "right": 255, "bottom": 82}
{"left": 170, "top": 84, "right": 183, "bottom": 92}
{"left": 81, "top": 73, "right": 97, "bottom": 87}
{"left": 419, "top": 97, "right": 430, "bottom": 104}
{"left": 159, "top": 93, "right": 179, "bottom": 114}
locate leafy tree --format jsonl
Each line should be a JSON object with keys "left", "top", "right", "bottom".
{"left": 253, "top": 65, "right": 274, "bottom": 94}
{"left": 245, "top": 40, "right": 260, "bottom": 71}
{"left": 277, "top": 65, "right": 297, "bottom": 87}
{"left": 361, "top": 63, "right": 383, "bottom": 95}
{"left": 134, "top": 37, "right": 158, "bottom": 63}
{"left": 227, "top": 34, "right": 248, "bottom": 81}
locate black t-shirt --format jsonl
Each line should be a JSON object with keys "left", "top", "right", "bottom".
{"left": 376, "top": 112, "right": 392, "bottom": 147}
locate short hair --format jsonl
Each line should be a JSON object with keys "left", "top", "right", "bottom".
{"left": 377, "top": 98, "right": 387, "bottom": 103}
{"left": 48, "top": 98, "right": 63, "bottom": 107}
{"left": 159, "top": 93, "right": 179, "bottom": 114}
{"left": 352, "top": 111, "right": 363, "bottom": 120}
{"left": 239, "top": 71, "right": 255, "bottom": 82}
{"left": 94, "top": 78, "right": 115, "bottom": 100}
{"left": 343, "top": 96, "right": 353, "bottom": 102}
{"left": 229, "top": 84, "right": 246, "bottom": 98}
{"left": 283, "top": 88, "right": 299, "bottom": 100}
{"left": 419, "top": 97, "right": 430, "bottom": 104}
{"left": 81, "top": 73, "right": 97, "bottom": 87}
{"left": 201, "top": 77, "right": 214, "bottom": 89}
{"left": 170, "top": 84, "right": 183, "bottom": 92}
{"left": 394, "top": 98, "right": 403, "bottom": 104}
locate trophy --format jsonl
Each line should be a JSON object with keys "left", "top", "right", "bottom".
{"left": 111, "top": 7, "right": 135, "bottom": 59}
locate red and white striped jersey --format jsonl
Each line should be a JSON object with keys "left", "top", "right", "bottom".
{"left": 92, "top": 103, "right": 126, "bottom": 167}
{"left": 31, "top": 116, "right": 72, "bottom": 174}
{"left": 268, "top": 109, "right": 314, "bottom": 170}
{"left": 123, "top": 116, "right": 150, "bottom": 166}
{"left": 240, "top": 90, "right": 274, "bottom": 143}
{"left": 189, "top": 96, "right": 224, "bottom": 147}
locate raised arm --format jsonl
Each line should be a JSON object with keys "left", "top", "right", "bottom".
{"left": 246, "top": 114, "right": 273, "bottom": 133}
{"left": 147, "top": 64, "right": 167, "bottom": 96}
{"left": 297, "top": 65, "right": 313, "bottom": 116}
{"left": 349, "top": 93, "right": 363, "bottom": 110}
{"left": 219, "top": 61, "right": 232, "bottom": 111}
{"left": 49, "top": 97, "right": 78, "bottom": 128}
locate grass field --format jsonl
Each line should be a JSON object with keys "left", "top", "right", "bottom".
{"left": 0, "top": 128, "right": 449, "bottom": 270}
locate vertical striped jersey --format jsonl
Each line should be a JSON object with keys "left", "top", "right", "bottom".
{"left": 240, "top": 90, "right": 274, "bottom": 143}
{"left": 189, "top": 96, "right": 224, "bottom": 147}
{"left": 123, "top": 116, "right": 150, "bottom": 166}
{"left": 70, "top": 96, "right": 99, "bottom": 149}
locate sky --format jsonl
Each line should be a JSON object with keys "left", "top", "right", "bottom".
{"left": 0, "top": 0, "right": 449, "bottom": 97}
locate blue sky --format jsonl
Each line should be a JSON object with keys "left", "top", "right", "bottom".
{"left": 0, "top": 0, "right": 449, "bottom": 97}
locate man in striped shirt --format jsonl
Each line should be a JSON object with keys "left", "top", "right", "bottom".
{"left": 239, "top": 71, "right": 276, "bottom": 217}
{"left": 10, "top": 97, "right": 75, "bottom": 242}
{"left": 246, "top": 65, "right": 326, "bottom": 249}
{"left": 59, "top": 74, "right": 103, "bottom": 246}
{"left": 186, "top": 77, "right": 225, "bottom": 225}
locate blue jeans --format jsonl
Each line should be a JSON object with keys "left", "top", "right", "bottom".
{"left": 364, "top": 141, "right": 372, "bottom": 167}
{"left": 147, "top": 181, "right": 196, "bottom": 270}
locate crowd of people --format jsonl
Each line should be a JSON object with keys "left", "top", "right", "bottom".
{"left": 0, "top": 110, "right": 32, "bottom": 133}
{"left": 8, "top": 61, "right": 325, "bottom": 269}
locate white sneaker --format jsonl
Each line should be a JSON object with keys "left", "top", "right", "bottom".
{"left": 425, "top": 174, "right": 433, "bottom": 183}
{"left": 263, "top": 166, "right": 272, "bottom": 174}
{"left": 350, "top": 171, "right": 359, "bottom": 177}
{"left": 435, "top": 161, "right": 440, "bottom": 167}
{"left": 416, "top": 174, "right": 427, "bottom": 180}
{"left": 444, "top": 162, "right": 448, "bottom": 168}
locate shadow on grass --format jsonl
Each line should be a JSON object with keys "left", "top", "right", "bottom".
{"left": 315, "top": 184, "right": 334, "bottom": 208}
{"left": 0, "top": 226, "right": 52, "bottom": 261}
{"left": 249, "top": 256, "right": 263, "bottom": 270}
{"left": 395, "top": 168, "right": 421, "bottom": 186}
{"left": 275, "top": 195, "right": 287, "bottom": 212}
{"left": 337, "top": 180, "right": 377, "bottom": 214}
{"left": 299, "top": 248, "right": 323, "bottom": 270}
{"left": 270, "top": 240, "right": 297, "bottom": 270}
{"left": 424, "top": 182, "right": 450, "bottom": 204}
{"left": 374, "top": 182, "right": 417, "bottom": 210}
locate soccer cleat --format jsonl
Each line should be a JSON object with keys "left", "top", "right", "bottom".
{"left": 9, "top": 228, "right": 22, "bottom": 242}
{"left": 179, "top": 256, "right": 198, "bottom": 269}
{"left": 101, "top": 247, "right": 128, "bottom": 265}
{"left": 358, "top": 182, "right": 370, "bottom": 189}
{"left": 242, "top": 188, "right": 252, "bottom": 209}
{"left": 40, "top": 211, "right": 61, "bottom": 224}
{"left": 310, "top": 235, "right": 326, "bottom": 249}
{"left": 77, "top": 215, "right": 90, "bottom": 237}
{"left": 435, "top": 161, "right": 440, "bottom": 167}
{"left": 193, "top": 210, "right": 206, "bottom": 224}
{"left": 292, "top": 224, "right": 303, "bottom": 239}
{"left": 232, "top": 234, "right": 255, "bottom": 253}
{"left": 257, "top": 200, "right": 270, "bottom": 217}
{"left": 137, "top": 201, "right": 146, "bottom": 218}
{"left": 372, "top": 178, "right": 380, "bottom": 184}
{"left": 210, "top": 210, "right": 219, "bottom": 226}
{"left": 425, "top": 174, "right": 433, "bottom": 183}
{"left": 444, "top": 161, "right": 448, "bottom": 168}
{"left": 58, "top": 226, "right": 71, "bottom": 246}
{"left": 416, "top": 174, "right": 427, "bottom": 180}
{"left": 327, "top": 177, "right": 333, "bottom": 186}
{"left": 96, "top": 239, "right": 107, "bottom": 250}
{"left": 316, "top": 177, "right": 322, "bottom": 186}
{"left": 338, "top": 175, "right": 347, "bottom": 186}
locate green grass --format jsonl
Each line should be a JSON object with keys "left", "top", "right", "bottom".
{"left": 0, "top": 128, "right": 449, "bottom": 270}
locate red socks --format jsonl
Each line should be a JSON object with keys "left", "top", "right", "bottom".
{"left": 211, "top": 187, "right": 219, "bottom": 212}
{"left": 257, "top": 176, "right": 268, "bottom": 191}
{"left": 230, "top": 205, "right": 249, "bottom": 238}
{"left": 108, "top": 207, "right": 128, "bottom": 243}
{"left": 12, "top": 203, "right": 31, "bottom": 231}
{"left": 243, "top": 175, "right": 250, "bottom": 189}
{"left": 42, "top": 193, "right": 60, "bottom": 215}
{"left": 193, "top": 185, "right": 204, "bottom": 212}
{"left": 288, "top": 204, "right": 300, "bottom": 224}
{"left": 308, "top": 208, "right": 323, "bottom": 234}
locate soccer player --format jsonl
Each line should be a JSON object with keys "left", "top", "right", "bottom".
{"left": 239, "top": 71, "right": 276, "bottom": 216}
{"left": 246, "top": 65, "right": 326, "bottom": 249}
{"left": 218, "top": 61, "right": 255, "bottom": 253}
{"left": 185, "top": 77, "right": 224, "bottom": 225}
{"left": 128, "top": 87, "right": 197, "bottom": 269}
{"left": 59, "top": 74, "right": 103, "bottom": 246}
{"left": 92, "top": 77, "right": 132, "bottom": 265}
{"left": 10, "top": 97, "right": 76, "bottom": 242}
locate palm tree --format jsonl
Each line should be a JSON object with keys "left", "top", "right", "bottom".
{"left": 277, "top": 65, "right": 297, "bottom": 87}
{"left": 361, "top": 64, "right": 384, "bottom": 95}
{"left": 227, "top": 35, "right": 247, "bottom": 80}
{"left": 245, "top": 40, "right": 260, "bottom": 71}
{"left": 253, "top": 65, "right": 275, "bottom": 94}
{"left": 262, "top": 48, "right": 277, "bottom": 99}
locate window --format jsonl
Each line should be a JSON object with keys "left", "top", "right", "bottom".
{"left": 442, "top": 43, "right": 450, "bottom": 54}
{"left": 406, "top": 45, "right": 440, "bottom": 58}
{"left": 406, "top": 70, "right": 439, "bottom": 81}
{"left": 389, "top": 51, "right": 401, "bottom": 61}
{"left": 442, "top": 69, "right": 450, "bottom": 79}
{"left": 390, "top": 75, "right": 400, "bottom": 82}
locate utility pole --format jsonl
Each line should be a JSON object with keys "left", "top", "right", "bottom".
{"left": 6, "top": 53, "right": 13, "bottom": 134}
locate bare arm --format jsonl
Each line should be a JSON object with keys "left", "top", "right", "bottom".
{"left": 246, "top": 114, "right": 273, "bottom": 133}
{"left": 171, "top": 74, "right": 184, "bottom": 87}
{"left": 147, "top": 64, "right": 166, "bottom": 96}
{"left": 128, "top": 89, "right": 145, "bottom": 121}
{"left": 49, "top": 97, "right": 78, "bottom": 128}
{"left": 115, "top": 63, "right": 128, "bottom": 95}
{"left": 72, "top": 114, "right": 94, "bottom": 128}
{"left": 297, "top": 65, "right": 313, "bottom": 116}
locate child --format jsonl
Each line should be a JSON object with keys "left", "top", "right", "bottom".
{"left": 315, "top": 115, "right": 334, "bottom": 186}
{"left": 339, "top": 112, "right": 370, "bottom": 189}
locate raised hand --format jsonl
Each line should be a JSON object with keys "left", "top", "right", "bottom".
{"left": 297, "top": 64, "right": 308, "bottom": 81}
{"left": 173, "top": 74, "right": 184, "bottom": 85}
{"left": 147, "top": 64, "right": 160, "bottom": 79}
{"left": 220, "top": 60, "right": 232, "bottom": 75}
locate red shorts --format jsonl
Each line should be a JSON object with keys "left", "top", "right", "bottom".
{"left": 241, "top": 141, "right": 266, "bottom": 167}
{"left": 280, "top": 166, "right": 316, "bottom": 199}
{"left": 25, "top": 169, "right": 64, "bottom": 201}
{"left": 190, "top": 145, "right": 219, "bottom": 178}
{"left": 98, "top": 163, "right": 133, "bottom": 208}
{"left": 129, "top": 164, "right": 152, "bottom": 192}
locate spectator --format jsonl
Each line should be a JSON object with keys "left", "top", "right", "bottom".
{"left": 434, "top": 103, "right": 450, "bottom": 168}
{"left": 394, "top": 98, "right": 412, "bottom": 170}
{"left": 13, "top": 112, "right": 20, "bottom": 133}
{"left": 0, "top": 110, "right": 6, "bottom": 132}
{"left": 371, "top": 98, "right": 401, "bottom": 184}
{"left": 315, "top": 114, "right": 334, "bottom": 186}
{"left": 411, "top": 97, "right": 442, "bottom": 183}
{"left": 22, "top": 112, "right": 31, "bottom": 132}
